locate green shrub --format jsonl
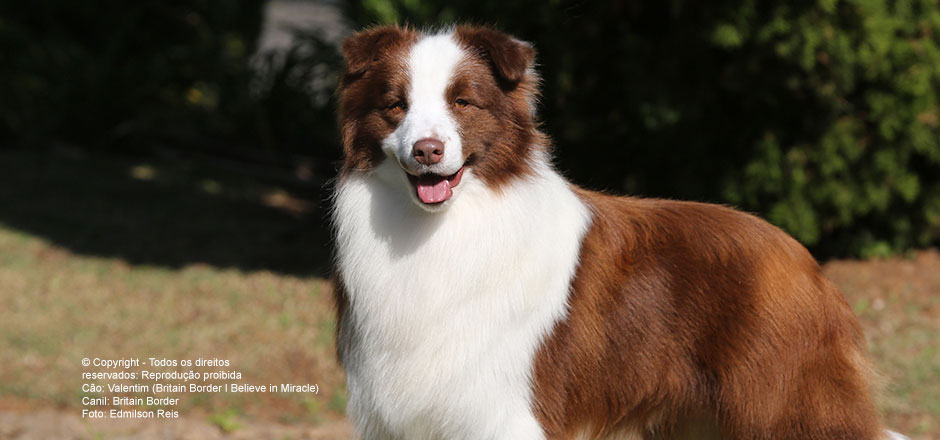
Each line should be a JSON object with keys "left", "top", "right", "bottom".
{"left": 0, "top": 0, "right": 264, "bottom": 149}
{"left": 3, "top": 1, "right": 287, "bottom": 152}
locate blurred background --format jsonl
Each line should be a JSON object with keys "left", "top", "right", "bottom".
{"left": 0, "top": 0, "right": 938, "bottom": 438}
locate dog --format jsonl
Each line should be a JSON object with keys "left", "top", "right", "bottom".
{"left": 331, "top": 24, "right": 907, "bottom": 440}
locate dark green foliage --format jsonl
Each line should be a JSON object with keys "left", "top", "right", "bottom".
{"left": 0, "top": 0, "right": 253, "bottom": 147}
{"left": 238, "top": 28, "right": 342, "bottom": 155}
{"left": 2, "top": 0, "right": 939, "bottom": 257}
{"left": 0, "top": 0, "right": 339, "bottom": 157}
{"left": 345, "top": 0, "right": 940, "bottom": 257}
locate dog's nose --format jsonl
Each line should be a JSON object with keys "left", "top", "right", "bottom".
{"left": 413, "top": 138, "right": 444, "bottom": 165}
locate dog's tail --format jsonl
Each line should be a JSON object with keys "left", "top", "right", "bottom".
{"left": 885, "top": 430, "right": 910, "bottom": 440}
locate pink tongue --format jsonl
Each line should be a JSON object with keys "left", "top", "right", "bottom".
{"left": 416, "top": 175, "right": 452, "bottom": 204}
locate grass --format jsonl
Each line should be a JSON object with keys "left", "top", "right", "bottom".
{"left": 0, "top": 148, "right": 345, "bottom": 427}
{"left": 209, "top": 408, "right": 243, "bottom": 433}
{"left": 0, "top": 147, "right": 334, "bottom": 277}
{"left": 826, "top": 253, "right": 940, "bottom": 438}
{"left": 0, "top": 148, "right": 937, "bottom": 438}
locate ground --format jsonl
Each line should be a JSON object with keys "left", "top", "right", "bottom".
{"left": 0, "top": 149, "right": 936, "bottom": 439}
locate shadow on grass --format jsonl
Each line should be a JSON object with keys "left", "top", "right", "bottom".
{"left": 0, "top": 148, "right": 335, "bottom": 277}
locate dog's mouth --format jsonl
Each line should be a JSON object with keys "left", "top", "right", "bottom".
{"left": 406, "top": 167, "right": 466, "bottom": 205}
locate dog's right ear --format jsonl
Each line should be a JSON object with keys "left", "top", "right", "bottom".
{"left": 341, "top": 26, "right": 411, "bottom": 78}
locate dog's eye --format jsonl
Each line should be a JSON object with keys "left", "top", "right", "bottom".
{"left": 454, "top": 98, "right": 469, "bottom": 109}
{"left": 389, "top": 101, "right": 407, "bottom": 112}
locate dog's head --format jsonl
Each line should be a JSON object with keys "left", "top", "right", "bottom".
{"left": 337, "top": 25, "right": 542, "bottom": 211}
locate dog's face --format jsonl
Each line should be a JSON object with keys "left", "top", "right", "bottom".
{"left": 338, "top": 26, "right": 541, "bottom": 211}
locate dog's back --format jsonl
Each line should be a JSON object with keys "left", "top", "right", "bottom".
{"left": 532, "top": 191, "right": 883, "bottom": 439}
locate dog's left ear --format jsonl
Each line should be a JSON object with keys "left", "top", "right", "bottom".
{"left": 455, "top": 26, "right": 536, "bottom": 88}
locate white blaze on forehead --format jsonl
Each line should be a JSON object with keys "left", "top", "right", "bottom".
{"left": 386, "top": 31, "right": 465, "bottom": 175}
{"left": 407, "top": 32, "right": 464, "bottom": 113}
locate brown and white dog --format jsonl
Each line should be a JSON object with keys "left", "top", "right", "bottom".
{"left": 331, "top": 25, "right": 906, "bottom": 440}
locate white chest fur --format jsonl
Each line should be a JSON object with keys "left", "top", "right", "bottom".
{"left": 333, "top": 160, "right": 591, "bottom": 440}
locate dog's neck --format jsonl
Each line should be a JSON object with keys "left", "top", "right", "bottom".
{"left": 332, "top": 154, "right": 591, "bottom": 438}
{"left": 331, "top": 151, "right": 594, "bottom": 335}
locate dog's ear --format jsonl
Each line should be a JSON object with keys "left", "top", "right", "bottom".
{"left": 455, "top": 26, "right": 536, "bottom": 88}
{"left": 341, "top": 26, "right": 411, "bottom": 77}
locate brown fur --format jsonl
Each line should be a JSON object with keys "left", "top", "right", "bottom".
{"left": 338, "top": 26, "right": 419, "bottom": 173}
{"left": 531, "top": 191, "right": 884, "bottom": 439}
{"left": 449, "top": 25, "right": 543, "bottom": 189}
{"left": 454, "top": 26, "right": 536, "bottom": 88}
